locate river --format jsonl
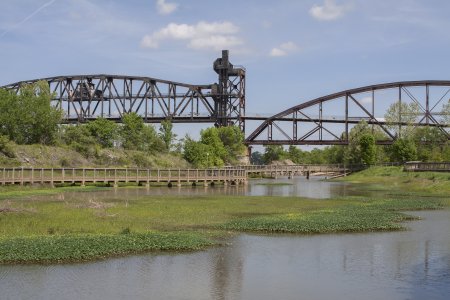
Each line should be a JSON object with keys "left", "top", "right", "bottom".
{"left": 1, "top": 177, "right": 449, "bottom": 300}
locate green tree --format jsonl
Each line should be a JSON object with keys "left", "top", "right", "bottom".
{"left": 183, "top": 136, "right": 223, "bottom": 168}
{"left": 159, "top": 120, "right": 177, "bottom": 152}
{"left": 62, "top": 125, "right": 98, "bottom": 157}
{"left": 217, "top": 126, "right": 246, "bottom": 163}
{"left": 323, "top": 145, "right": 345, "bottom": 164}
{"left": 250, "top": 150, "right": 264, "bottom": 165}
{"left": 287, "top": 146, "right": 306, "bottom": 164}
{"left": 263, "top": 145, "right": 285, "bottom": 164}
{"left": 0, "top": 82, "right": 62, "bottom": 145}
{"left": 359, "top": 134, "right": 376, "bottom": 165}
{"left": 411, "top": 127, "right": 448, "bottom": 161}
{"left": 384, "top": 102, "right": 420, "bottom": 138}
{"left": 388, "top": 138, "right": 417, "bottom": 162}
{"left": 86, "top": 118, "right": 118, "bottom": 148}
{"left": 121, "top": 113, "right": 164, "bottom": 152}
{"left": 200, "top": 127, "right": 227, "bottom": 162}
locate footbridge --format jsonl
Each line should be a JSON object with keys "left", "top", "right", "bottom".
{"left": 238, "top": 164, "right": 359, "bottom": 178}
{"left": 1, "top": 51, "right": 449, "bottom": 146}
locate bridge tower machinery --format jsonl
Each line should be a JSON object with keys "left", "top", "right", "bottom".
{"left": 213, "top": 50, "right": 246, "bottom": 132}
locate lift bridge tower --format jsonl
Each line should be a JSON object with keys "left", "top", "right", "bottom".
{"left": 213, "top": 50, "right": 246, "bottom": 132}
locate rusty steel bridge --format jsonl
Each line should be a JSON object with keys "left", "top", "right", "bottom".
{"left": 1, "top": 50, "right": 449, "bottom": 145}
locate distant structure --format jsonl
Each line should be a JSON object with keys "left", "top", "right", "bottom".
{"left": 1, "top": 50, "right": 246, "bottom": 131}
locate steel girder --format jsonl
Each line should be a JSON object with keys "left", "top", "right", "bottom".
{"left": 2, "top": 75, "right": 221, "bottom": 124}
{"left": 1, "top": 52, "right": 246, "bottom": 129}
{"left": 245, "top": 81, "right": 450, "bottom": 145}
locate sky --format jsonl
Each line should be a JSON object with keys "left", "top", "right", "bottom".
{"left": 1, "top": 0, "right": 449, "bottom": 143}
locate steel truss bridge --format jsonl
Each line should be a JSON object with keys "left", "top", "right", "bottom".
{"left": 1, "top": 50, "right": 246, "bottom": 131}
{"left": 245, "top": 81, "right": 450, "bottom": 145}
{"left": 1, "top": 51, "right": 449, "bottom": 146}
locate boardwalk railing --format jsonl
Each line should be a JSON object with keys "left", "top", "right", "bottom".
{"left": 236, "top": 164, "right": 360, "bottom": 177}
{"left": 404, "top": 162, "right": 450, "bottom": 172}
{"left": 0, "top": 168, "right": 247, "bottom": 186}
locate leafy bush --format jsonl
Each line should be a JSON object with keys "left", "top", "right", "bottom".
{"left": 0, "top": 135, "right": 15, "bottom": 158}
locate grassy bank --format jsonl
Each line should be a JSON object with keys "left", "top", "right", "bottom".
{"left": 1, "top": 143, "right": 190, "bottom": 168}
{"left": 337, "top": 166, "right": 450, "bottom": 199}
{"left": 0, "top": 166, "right": 448, "bottom": 264}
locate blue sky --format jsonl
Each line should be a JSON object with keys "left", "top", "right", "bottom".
{"left": 1, "top": 0, "right": 449, "bottom": 141}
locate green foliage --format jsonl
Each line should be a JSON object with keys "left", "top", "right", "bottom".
{"left": 217, "top": 126, "right": 246, "bottom": 163}
{"left": 384, "top": 102, "right": 420, "bottom": 138}
{"left": 359, "top": 134, "right": 377, "bottom": 165}
{"left": 62, "top": 125, "right": 99, "bottom": 158}
{"left": 121, "top": 113, "right": 165, "bottom": 153}
{"left": 263, "top": 145, "right": 285, "bottom": 163}
{"left": 220, "top": 196, "right": 442, "bottom": 234}
{"left": 0, "top": 135, "right": 15, "bottom": 158}
{"left": 0, "top": 82, "right": 63, "bottom": 145}
{"left": 200, "top": 127, "right": 227, "bottom": 160}
{"left": 0, "top": 232, "right": 213, "bottom": 264}
{"left": 287, "top": 146, "right": 306, "bottom": 163}
{"left": 412, "top": 127, "right": 448, "bottom": 162}
{"left": 183, "top": 136, "right": 223, "bottom": 168}
{"left": 388, "top": 138, "right": 417, "bottom": 162}
{"left": 86, "top": 118, "right": 118, "bottom": 148}
{"left": 183, "top": 126, "right": 245, "bottom": 167}
{"left": 159, "top": 120, "right": 177, "bottom": 152}
{"left": 250, "top": 151, "right": 264, "bottom": 164}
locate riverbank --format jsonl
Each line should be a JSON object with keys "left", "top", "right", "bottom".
{"left": 337, "top": 166, "right": 450, "bottom": 199}
{"left": 0, "top": 166, "right": 448, "bottom": 264}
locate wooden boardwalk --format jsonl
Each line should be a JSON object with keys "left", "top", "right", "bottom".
{"left": 238, "top": 164, "right": 354, "bottom": 178}
{"left": 0, "top": 168, "right": 247, "bottom": 187}
{"left": 404, "top": 162, "right": 450, "bottom": 172}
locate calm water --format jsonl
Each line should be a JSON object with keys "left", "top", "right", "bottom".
{"left": 1, "top": 177, "right": 449, "bottom": 300}
{"left": 33, "top": 176, "right": 358, "bottom": 202}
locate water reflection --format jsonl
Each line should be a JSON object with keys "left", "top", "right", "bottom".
{"left": 1, "top": 210, "right": 449, "bottom": 300}
{"left": 29, "top": 176, "right": 356, "bottom": 204}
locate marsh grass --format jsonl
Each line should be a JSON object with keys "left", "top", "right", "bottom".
{"left": 219, "top": 198, "right": 442, "bottom": 233}
{"left": 1, "top": 166, "right": 448, "bottom": 264}
{"left": 0, "top": 232, "right": 212, "bottom": 264}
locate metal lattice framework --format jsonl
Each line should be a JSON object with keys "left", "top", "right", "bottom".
{"left": 245, "top": 81, "right": 450, "bottom": 145}
{"left": 1, "top": 51, "right": 246, "bottom": 129}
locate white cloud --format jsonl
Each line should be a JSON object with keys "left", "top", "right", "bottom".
{"left": 269, "top": 41, "right": 299, "bottom": 57}
{"left": 141, "top": 21, "right": 243, "bottom": 51}
{"left": 358, "top": 96, "right": 373, "bottom": 105}
{"left": 309, "top": 0, "right": 353, "bottom": 21}
{"left": 156, "top": 0, "right": 178, "bottom": 15}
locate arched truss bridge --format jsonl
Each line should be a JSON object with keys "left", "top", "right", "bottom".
{"left": 245, "top": 81, "right": 450, "bottom": 145}
{"left": 0, "top": 50, "right": 246, "bottom": 131}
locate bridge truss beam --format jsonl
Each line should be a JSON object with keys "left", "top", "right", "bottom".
{"left": 246, "top": 81, "right": 450, "bottom": 145}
